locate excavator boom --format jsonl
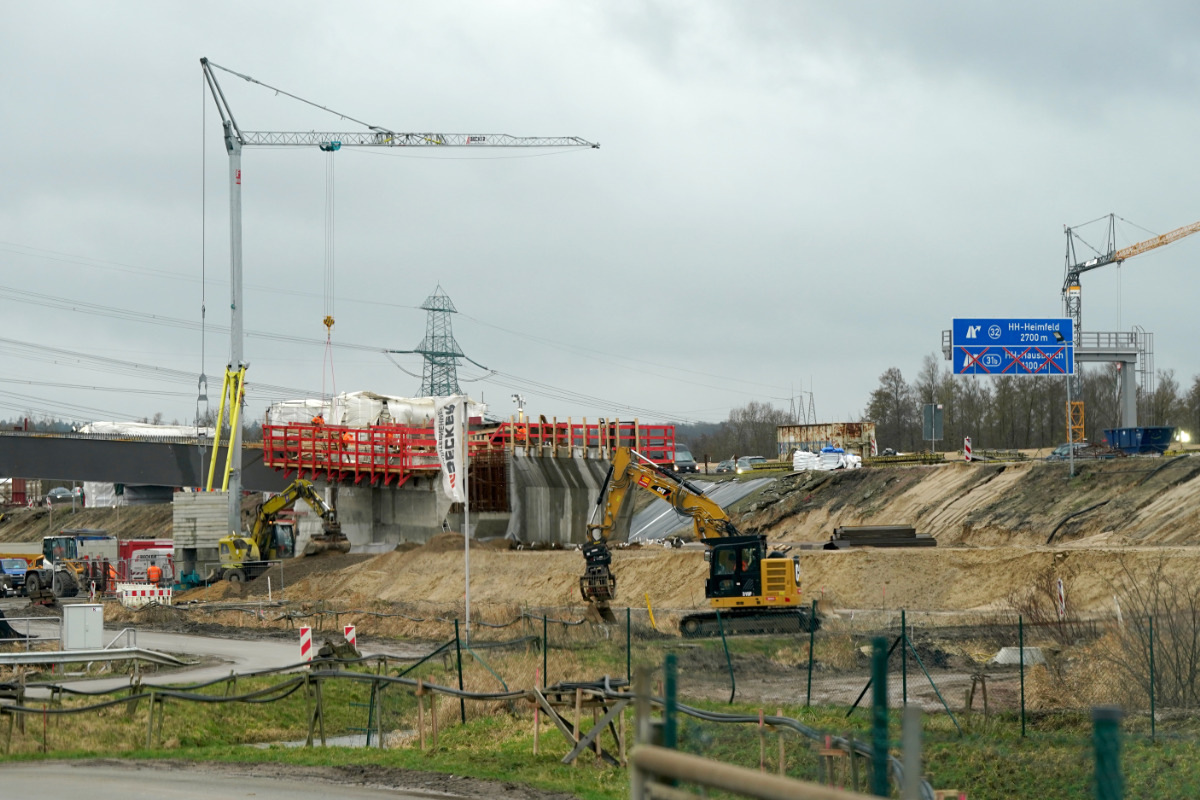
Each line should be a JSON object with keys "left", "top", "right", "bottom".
{"left": 214, "top": 478, "right": 349, "bottom": 583}
{"left": 579, "top": 447, "right": 816, "bottom": 636}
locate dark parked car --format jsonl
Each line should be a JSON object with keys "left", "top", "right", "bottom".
{"left": 1046, "top": 442, "right": 1088, "bottom": 461}
{"left": 671, "top": 444, "right": 699, "bottom": 474}
{"left": 45, "top": 487, "right": 74, "bottom": 503}
{"left": 0, "top": 558, "right": 26, "bottom": 597}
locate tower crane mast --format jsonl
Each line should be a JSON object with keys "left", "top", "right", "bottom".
{"left": 200, "top": 58, "right": 598, "bottom": 539}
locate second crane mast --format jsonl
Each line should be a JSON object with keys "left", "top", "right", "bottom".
{"left": 1061, "top": 213, "right": 1200, "bottom": 441}
{"left": 200, "top": 58, "right": 599, "bottom": 539}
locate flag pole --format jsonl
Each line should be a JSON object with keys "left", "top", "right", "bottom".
{"left": 463, "top": 398, "right": 471, "bottom": 643}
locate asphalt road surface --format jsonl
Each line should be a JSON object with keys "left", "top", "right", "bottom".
{"left": 0, "top": 762, "right": 471, "bottom": 799}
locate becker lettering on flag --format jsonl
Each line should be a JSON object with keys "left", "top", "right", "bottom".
{"left": 434, "top": 395, "right": 467, "bottom": 503}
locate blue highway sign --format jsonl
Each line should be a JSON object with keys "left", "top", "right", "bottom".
{"left": 952, "top": 318, "right": 1074, "bottom": 376}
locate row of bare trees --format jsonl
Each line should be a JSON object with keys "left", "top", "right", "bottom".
{"left": 866, "top": 354, "right": 1200, "bottom": 452}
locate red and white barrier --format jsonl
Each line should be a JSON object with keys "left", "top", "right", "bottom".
{"left": 300, "top": 626, "right": 313, "bottom": 661}
{"left": 343, "top": 623, "right": 356, "bottom": 648}
{"left": 964, "top": 437, "right": 972, "bottom": 462}
{"left": 115, "top": 582, "right": 173, "bottom": 608}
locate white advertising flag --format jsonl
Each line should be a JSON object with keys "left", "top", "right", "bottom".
{"left": 434, "top": 395, "right": 467, "bottom": 503}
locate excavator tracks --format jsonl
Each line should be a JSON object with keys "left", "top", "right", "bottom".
{"left": 679, "top": 608, "right": 820, "bottom": 639}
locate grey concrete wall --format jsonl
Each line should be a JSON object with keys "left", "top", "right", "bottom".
{"left": 335, "top": 476, "right": 453, "bottom": 548}
{"left": 505, "top": 452, "right": 617, "bottom": 545}
{"left": 230, "top": 452, "right": 624, "bottom": 551}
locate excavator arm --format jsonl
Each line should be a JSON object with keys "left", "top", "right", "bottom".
{"left": 247, "top": 479, "right": 348, "bottom": 560}
{"left": 580, "top": 448, "right": 738, "bottom": 618}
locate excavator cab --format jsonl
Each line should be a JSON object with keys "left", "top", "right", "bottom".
{"left": 704, "top": 536, "right": 766, "bottom": 599}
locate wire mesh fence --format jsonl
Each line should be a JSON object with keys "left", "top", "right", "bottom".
{"left": 0, "top": 601, "right": 1150, "bottom": 798}
{"left": 97, "top": 592, "right": 1200, "bottom": 749}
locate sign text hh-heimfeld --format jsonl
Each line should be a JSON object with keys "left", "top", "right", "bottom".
{"left": 951, "top": 318, "right": 1074, "bottom": 376}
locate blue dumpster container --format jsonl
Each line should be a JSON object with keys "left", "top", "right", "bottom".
{"left": 1103, "top": 426, "right": 1176, "bottom": 455}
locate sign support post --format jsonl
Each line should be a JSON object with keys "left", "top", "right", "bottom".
{"left": 463, "top": 400, "right": 471, "bottom": 643}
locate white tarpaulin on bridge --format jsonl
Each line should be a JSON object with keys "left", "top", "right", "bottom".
{"left": 266, "top": 391, "right": 485, "bottom": 429}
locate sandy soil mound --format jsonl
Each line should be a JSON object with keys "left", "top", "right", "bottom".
{"left": 746, "top": 457, "right": 1200, "bottom": 547}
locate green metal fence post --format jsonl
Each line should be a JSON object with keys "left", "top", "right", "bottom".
{"left": 1019, "top": 614, "right": 1026, "bottom": 738}
{"left": 806, "top": 598, "right": 817, "bottom": 707}
{"left": 870, "top": 636, "right": 889, "bottom": 797}
{"left": 663, "top": 652, "right": 678, "bottom": 749}
{"left": 542, "top": 614, "right": 548, "bottom": 689}
{"left": 1148, "top": 615, "right": 1156, "bottom": 742}
{"left": 901, "top": 608, "right": 908, "bottom": 706}
{"left": 454, "top": 619, "right": 466, "bottom": 724}
{"left": 1093, "top": 706, "right": 1123, "bottom": 800}
{"left": 627, "top": 606, "right": 632, "bottom": 685}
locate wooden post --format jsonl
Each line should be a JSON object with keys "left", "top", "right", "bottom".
{"left": 417, "top": 680, "right": 426, "bottom": 751}
{"left": 573, "top": 688, "right": 583, "bottom": 767}
{"left": 430, "top": 690, "right": 439, "bottom": 748}
{"left": 593, "top": 703, "right": 601, "bottom": 757}
{"left": 304, "top": 675, "right": 315, "bottom": 748}
{"left": 533, "top": 669, "right": 540, "bottom": 755}
{"left": 759, "top": 709, "right": 765, "bottom": 772}
{"left": 316, "top": 678, "right": 326, "bottom": 747}
{"left": 846, "top": 732, "right": 859, "bottom": 791}
{"left": 618, "top": 703, "right": 626, "bottom": 765}
{"left": 376, "top": 682, "right": 385, "bottom": 748}
{"left": 777, "top": 707, "right": 785, "bottom": 776}
{"left": 145, "top": 691, "right": 156, "bottom": 749}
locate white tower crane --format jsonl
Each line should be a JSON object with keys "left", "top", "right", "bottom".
{"left": 200, "top": 58, "right": 599, "bottom": 538}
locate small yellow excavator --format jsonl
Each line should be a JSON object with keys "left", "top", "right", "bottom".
{"left": 215, "top": 479, "right": 349, "bottom": 584}
{"left": 580, "top": 447, "right": 818, "bottom": 636}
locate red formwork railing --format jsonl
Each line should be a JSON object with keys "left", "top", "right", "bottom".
{"left": 261, "top": 420, "right": 676, "bottom": 486}
{"left": 486, "top": 420, "right": 675, "bottom": 462}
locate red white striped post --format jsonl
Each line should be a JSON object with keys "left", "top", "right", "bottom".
{"left": 343, "top": 623, "right": 356, "bottom": 648}
{"left": 964, "top": 437, "right": 972, "bottom": 462}
{"left": 299, "top": 626, "right": 313, "bottom": 661}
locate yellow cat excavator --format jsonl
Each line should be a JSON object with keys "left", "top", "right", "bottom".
{"left": 580, "top": 447, "right": 818, "bottom": 636}
{"left": 214, "top": 479, "right": 349, "bottom": 584}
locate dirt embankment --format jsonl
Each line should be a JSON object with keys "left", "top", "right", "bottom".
{"left": 742, "top": 456, "right": 1200, "bottom": 547}
{"left": 0, "top": 504, "right": 172, "bottom": 543}
{"left": 18, "top": 457, "right": 1200, "bottom": 620}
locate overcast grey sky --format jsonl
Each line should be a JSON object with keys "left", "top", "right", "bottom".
{"left": 3, "top": 1, "right": 1199, "bottom": 429}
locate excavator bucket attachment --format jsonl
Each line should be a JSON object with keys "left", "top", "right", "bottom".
{"left": 580, "top": 541, "right": 617, "bottom": 613}
{"left": 302, "top": 533, "right": 352, "bottom": 557}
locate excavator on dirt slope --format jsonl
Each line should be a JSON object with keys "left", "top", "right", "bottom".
{"left": 213, "top": 479, "right": 349, "bottom": 584}
{"left": 580, "top": 447, "right": 819, "bottom": 637}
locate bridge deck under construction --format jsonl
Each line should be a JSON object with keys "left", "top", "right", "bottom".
{"left": 261, "top": 419, "right": 675, "bottom": 486}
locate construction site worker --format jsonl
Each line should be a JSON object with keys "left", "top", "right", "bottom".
{"left": 312, "top": 414, "right": 325, "bottom": 426}
{"left": 146, "top": 560, "right": 163, "bottom": 587}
